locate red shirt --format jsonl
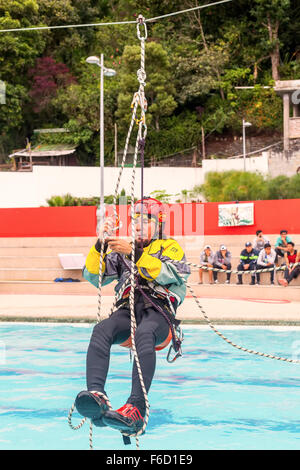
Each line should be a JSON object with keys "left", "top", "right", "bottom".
{"left": 287, "top": 250, "right": 297, "bottom": 264}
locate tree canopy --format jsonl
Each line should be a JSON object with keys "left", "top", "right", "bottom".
{"left": 0, "top": 0, "right": 299, "bottom": 164}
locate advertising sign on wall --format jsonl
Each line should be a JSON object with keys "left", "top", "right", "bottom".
{"left": 218, "top": 203, "right": 254, "bottom": 227}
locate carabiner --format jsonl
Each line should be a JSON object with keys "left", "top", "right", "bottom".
{"left": 136, "top": 15, "right": 147, "bottom": 41}
{"left": 167, "top": 343, "right": 182, "bottom": 363}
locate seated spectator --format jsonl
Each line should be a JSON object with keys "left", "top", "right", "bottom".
{"left": 237, "top": 242, "right": 258, "bottom": 285}
{"left": 256, "top": 243, "right": 276, "bottom": 285}
{"left": 278, "top": 242, "right": 298, "bottom": 285}
{"left": 253, "top": 230, "right": 270, "bottom": 252}
{"left": 275, "top": 230, "right": 293, "bottom": 258}
{"left": 199, "top": 245, "right": 214, "bottom": 284}
{"left": 213, "top": 244, "right": 232, "bottom": 284}
{"left": 279, "top": 249, "right": 300, "bottom": 286}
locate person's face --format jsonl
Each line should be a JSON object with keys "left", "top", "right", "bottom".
{"left": 287, "top": 244, "right": 294, "bottom": 252}
{"left": 134, "top": 214, "right": 157, "bottom": 241}
{"left": 221, "top": 249, "right": 226, "bottom": 256}
{"left": 257, "top": 232, "right": 263, "bottom": 238}
{"left": 205, "top": 248, "right": 211, "bottom": 256}
{"left": 281, "top": 232, "right": 287, "bottom": 239}
{"left": 265, "top": 247, "right": 271, "bottom": 255}
{"left": 246, "top": 246, "right": 252, "bottom": 252}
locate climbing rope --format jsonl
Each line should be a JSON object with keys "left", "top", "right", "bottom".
{"left": 121, "top": 15, "right": 149, "bottom": 449}
{"left": 68, "top": 391, "right": 113, "bottom": 449}
{"left": 68, "top": 14, "right": 149, "bottom": 451}
{"left": 188, "top": 261, "right": 300, "bottom": 276}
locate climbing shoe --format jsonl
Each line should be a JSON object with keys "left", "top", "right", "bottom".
{"left": 102, "top": 403, "right": 144, "bottom": 434}
{"left": 75, "top": 390, "right": 109, "bottom": 427}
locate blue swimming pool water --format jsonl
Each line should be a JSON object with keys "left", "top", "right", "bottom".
{"left": 0, "top": 323, "right": 300, "bottom": 450}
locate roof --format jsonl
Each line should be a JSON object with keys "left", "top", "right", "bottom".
{"left": 9, "top": 143, "right": 77, "bottom": 158}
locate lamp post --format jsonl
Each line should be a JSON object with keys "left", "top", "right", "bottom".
{"left": 86, "top": 54, "right": 116, "bottom": 218}
{"left": 242, "top": 119, "right": 252, "bottom": 171}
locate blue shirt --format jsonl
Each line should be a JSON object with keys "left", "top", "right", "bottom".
{"left": 275, "top": 235, "right": 292, "bottom": 247}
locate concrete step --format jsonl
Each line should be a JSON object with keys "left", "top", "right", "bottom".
{"left": 0, "top": 268, "right": 84, "bottom": 281}
{"left": 0, "top": 280, "right": 298, "bottom": 302}
{"left": 0, "top": 256, "right": 63, "bottom": 268}
{"left": 1, "top": 266, "right": 297, "bottom": 285}
{"left": 0, "top": 246, "right": 91, "bottom": 256}
{"left": 0, "top": 281, "right": 113, "bottom": 295}
{"left": 0, "top": 237, "right": 96, "bottom": 247}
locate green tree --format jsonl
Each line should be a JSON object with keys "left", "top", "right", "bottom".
{"left": 200, "top": 171, "right": 268, "bottom": 202}
{"left": 0, "top": 0, "right": 46, "bottom": 82}
{"left": 251, "top": 0, "right": 291, "bottom": 81}
{"left": 116, "top": 42, "right": 177, "bottom": 132}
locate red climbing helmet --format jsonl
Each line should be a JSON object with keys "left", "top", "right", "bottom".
{"left": 134, "top": 197, "right": 166, "bottom": 224}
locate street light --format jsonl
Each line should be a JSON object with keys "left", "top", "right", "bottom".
{"left": 242, "top": 119, "right": 252, "bottom": 171}
{"left": 86, "top": 54, "right": 116, "bottom": 218}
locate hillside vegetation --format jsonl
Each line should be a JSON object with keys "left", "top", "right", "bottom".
{"left": 0, "top": 0, "right": 299, "bottom": 164}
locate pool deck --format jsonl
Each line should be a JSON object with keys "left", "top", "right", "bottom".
{"left": 1, "top": 292, "right": 300, "bottom": 325}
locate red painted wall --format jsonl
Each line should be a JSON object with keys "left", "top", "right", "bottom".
{"left": 0, "top": 207, "right": 97, "bottom": 237}
{"left": 203, "top": 199, "right": 300, "bottom": 235}
{"left": 0, "top": 199, "right": 299, "bottom": 237}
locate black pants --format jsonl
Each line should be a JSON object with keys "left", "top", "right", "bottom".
{"left": 213, "top": 263, "right": 231, "bottom": 281}
{"left": 86, "top": 296, "right": 170, "bottom": 417}
{"left": 284, "top": 265, "right": 300, "bottom": 283}
{"left": 275, "top": 247, "right": 286, "bottom": 258}
{"left": 237, "top": 262, "right": 256, "bottom": 283}
{"left": 256, "top": 264, "right": 275, "bottom": 283}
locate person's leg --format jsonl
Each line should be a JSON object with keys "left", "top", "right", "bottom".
{"left": 283, "top": 264, "right": 289, "bottom": 281}
{"left": 199, "top": 268, "right": 203, "bottom": 284}
{"left": 226, "top": 263, "right": 232, "bottom": 282}
{"left": 269, "top": 264, "right": 275, "bottom": 283}
{"left": 288, "top": 266, "right": 300, "bottom": 283}
{"left": 102, "top": 305, "right": 170, "bottom": 432}
{"left": 275, "top": 247, "right": 284, "bottom": 258}
{"left": 212, "top": 264, "right": 218, "bottom": 282}
{"left": 125, "top": 307, "right": 170, "bottom": 417}
{"left": 237, "top": 264, "right": 243, "bottom": 284}
{"left": 208, "top": 264, "right": 213, "bottom": 284}
{"left": 86, "top": 308, "right": 131, "bottom": 393}
{"left": 294, "top": 266, "right": 300, "bottom": 280}
{"left": 256, "top": 264, "right": 262, "bottom": 284}
{"left": 75, "top": 308, "right": 131, "bottom": 423}
{"left": 249, "top": 262, "right": 256, "bottom": 285}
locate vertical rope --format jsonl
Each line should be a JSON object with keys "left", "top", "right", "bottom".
{"left": 68, "top": 14, "right": 150, "bottom": 451}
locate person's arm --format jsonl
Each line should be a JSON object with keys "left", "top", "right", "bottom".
{"left": 225, "top": 252, "right": 232, "bottom": 265}
{"left": 250, "top": 250, "right": 259, "bottom": 263}
{"left": 199, "top": 252, "right": 208, "bottom": 265}
{"left": 83, "top": 241, "right": 120, "bottom": 288}
{"left": 283, "top": 252, "right": 290, "bottom": 267}
{"left": 136, "top": 239, "right": 190, "bottom": 286}
{"left": 240, "top": 250, "right": 247, "bottom": 265}
{"left": 208, "top": 253, "right": 214, "bottom": 266}
{"left": 290, "top": 251, "right": 300, "bottom": 272}
{"left": 252, "top": 238, "right": 258, "bottom": 250}
{"left": 275, "top": 236, "right": 281, "bottom": 248}
{"left": 257, "top": 250, "right": 266, "bottom": 266}
{"left": 270, "top": 250, "right": 277, "bottom": 265}
{"left": 213, "top": 252, "right": 223, "bottom": 268}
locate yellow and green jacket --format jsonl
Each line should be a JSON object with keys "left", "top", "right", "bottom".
{"left": 83, "top": 238, "right": 191, "bottom": 314}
